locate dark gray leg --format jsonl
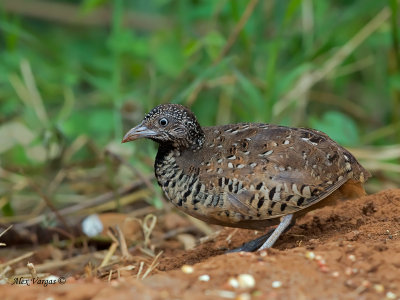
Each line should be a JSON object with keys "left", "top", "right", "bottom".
{"left": 226, "top": 214, "right": 296, "bottom": 253}
{"left": 226, "top": 227, "right": 276, "bottom": 253}
{"left": 258, "top": 214, "right": 294, "bottom": 250}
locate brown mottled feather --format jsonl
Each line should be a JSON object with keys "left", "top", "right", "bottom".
{"left": 172, "top": 123, "right": 369, "bottom": 229}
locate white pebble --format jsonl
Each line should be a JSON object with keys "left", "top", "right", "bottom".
{"left": 305, "top": 251, "right": 315, "bottom": 260}
{"left": 228, "top": 277, "right": 239, "bottom": 289}
{"left": 236, "top": 293, "right": 251, "bottom": 300}
{"left": 81, "top": 214, "right": 103, "bottom": 237}
{"left": 198, "top": 274, "right": 210, "bottom": 282}
{"left": 181, "top": 265, "right": 194, "bottom": 274}
{"left": 386, "top": 291, "right": 396, "bottom": 299}
{"left": 237, "top": 274, "right": 256, "bottom": 289}
{"left": 373, "top": 284, "right": 384, "bottom": 293}
{"left": 348, "top": 254, "right": 356, "bottom": 262}
{"left": 272, "top": 281, "right": 282, "bottom": 288}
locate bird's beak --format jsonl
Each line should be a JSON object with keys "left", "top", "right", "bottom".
{"left": 121, "top": 123, "right": 157, "bottom": 143}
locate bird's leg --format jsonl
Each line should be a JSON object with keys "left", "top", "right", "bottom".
{"left": 226, "top": 227, "right": 276, "bottom": 253}
{"left": 258, "top": 214, "right": 294, "bottom": 250}
{"left": 226, "top": 214, "right": 296, "bottom": 253}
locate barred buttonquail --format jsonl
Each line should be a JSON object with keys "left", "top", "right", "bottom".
{"left": 122, "top": 104, "right": 370, "bottom": 251}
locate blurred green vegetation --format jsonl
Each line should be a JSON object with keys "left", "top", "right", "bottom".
{"left": 0, "top": 0, "right": 399, "bottom": 219}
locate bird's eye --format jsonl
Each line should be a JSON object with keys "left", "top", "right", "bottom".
{"left": 159, "top": 118, "right": 168, "bottom": 127}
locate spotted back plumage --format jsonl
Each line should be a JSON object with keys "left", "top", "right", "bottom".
{"left": 131, "top": 104, "right": 370, "bottom": 230}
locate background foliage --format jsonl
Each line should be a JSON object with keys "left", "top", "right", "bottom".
{"left": 0, "top": 0, "right": 399, "bottom": 220}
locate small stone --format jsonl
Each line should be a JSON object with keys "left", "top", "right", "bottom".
{"left": 260, "top": 251, "right": 267, "bottom": 257}
{"left": 181, "top": 265, "right": 194, "bottom": 274}
{"left": 82, "top": 214, "right": 103, "bottom": 237}
{"left": 345, "top": 267, "right": 352, "bottom": 276}
{"left": 305, "top": 251, "right": 315, "bottom": 260}
{"left": 198, "top": 274, "right": 210, "bottom": 282}
{"left": 319, "top": 265, "right": 329, "bottom": 273}
{"left": 228, "top": 277, "right": 240, "bottom": 289}
{"left": 373, "top": 284, "right": 384, "bottom": 293}
{"left": 271, "top": 281, "right": 282, "bottom": 288}
{"left": 361, "top": 280, "right": 370, "bottom": 287}
{"left": 331, "top": 271, "right": 340, "bottom": 278}
{"left": 236, "top": 292, "right": 251, "bottom": 300}
{"left": 348, "top": 254, "right": 356, "bottom": 262}
{"left": 345, "top": 279, "right": 356, "bottom": 288}
{"left": 386, "top": 291, "right": 396, "bottom": 299}
{"left": 214, "top": 290, "right": 236, "bottom": 298}
{"left": 237, "top": 274, "right": 256, "bottom": 289}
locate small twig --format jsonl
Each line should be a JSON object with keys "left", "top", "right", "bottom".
{"left": 142, "top": 214, "right": 157, "bottom": 249}
{"left": 139, "top": 247, "right": 156, "bottom": 258}
{"left": 99, "top": 242, "right": 118, "bottom": 269}
{"left": 15, "top": 179, "right": 148, "bottom": 230}
{"left": 108, "top": 270, "right": 113, "bottom": 282}
{"left": 213, "top": 0, "right": 259, "bottom": 65}
{"left": 136, "top": 261, "right": 144, "bottom": 279}
{"left": 116, "top": 225, "right": 133, "bottom": 260}
{"left": 0, "top": 225, "right": 13, "bottom": 238}
{"left": 142, "top": 251, "right": 163, "bottom": 279}
{"left": 225, "top": 228, "right": 239, "bottom": 243}
{"left": 0, "top": 251, "right": 34, "bottom": 269}
{"left": 199, "top": 230, "right": 222, "bottom": 244}
{"left": 20, "top": 60, "right": 49, "bottom": 127}
{"left": 0, "top": 266, "right": 12, "bottom": 280}
{"left": 0, "top": 225, "right": 13, "bottom": 246}
{"left": 27, "top": 262, "right": 37, "bottom": 279}
{"left": 106, "top": 228, "right": 119, "bottom": 244}
{"left": 14, "top": 253, "right": 94, "bottom": 275}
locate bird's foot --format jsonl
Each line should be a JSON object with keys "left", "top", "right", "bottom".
{"left": 225, "top": 228, "right": 276, "bottom": 253}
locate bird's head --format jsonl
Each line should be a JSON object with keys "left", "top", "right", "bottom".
{"left": 122, "top": 104, "right": 205, "bottom": 149}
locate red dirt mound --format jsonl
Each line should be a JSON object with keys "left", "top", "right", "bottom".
{"left": 2, "top": 189, "right": 400, "bottom": 300}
